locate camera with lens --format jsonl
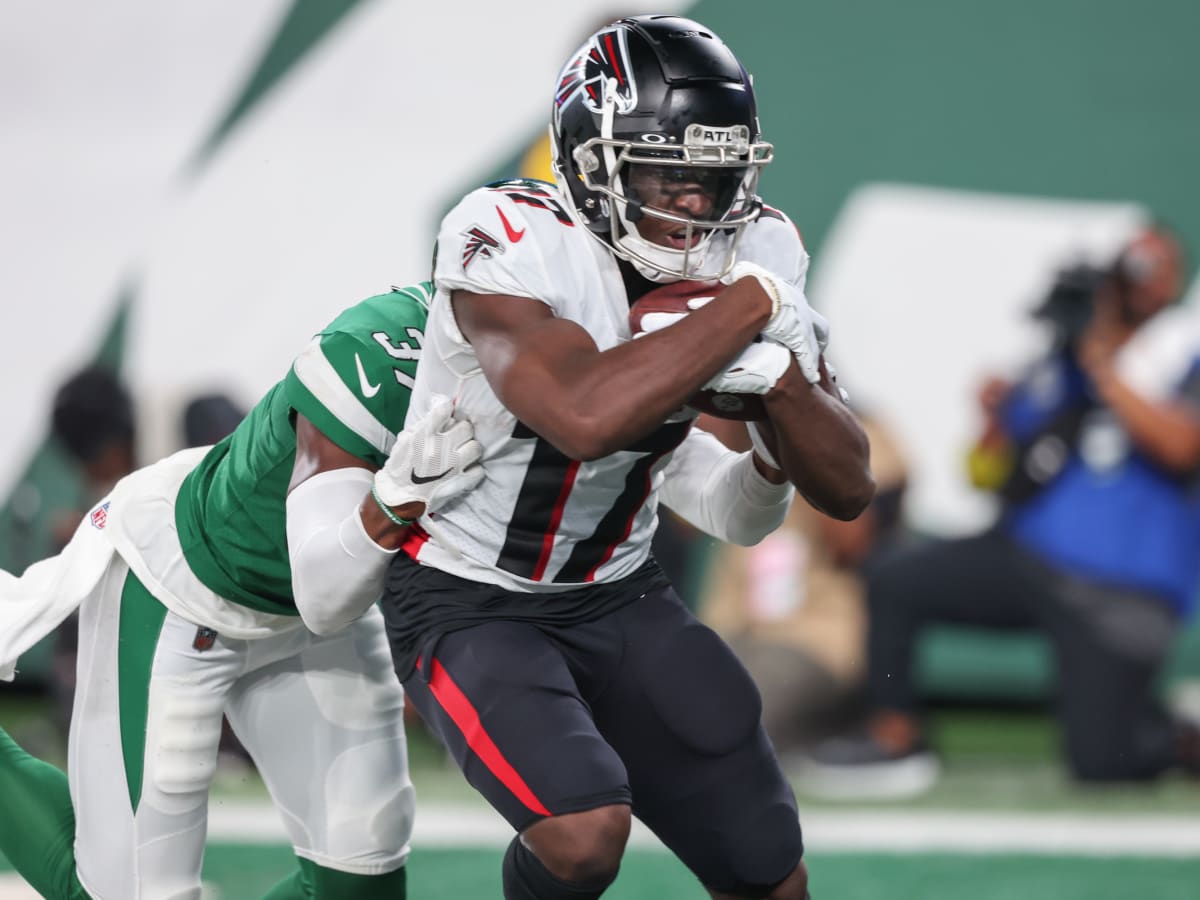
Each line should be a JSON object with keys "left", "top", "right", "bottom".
{"left": 1031, "top": 262, "right": 1110, "bottom": 344}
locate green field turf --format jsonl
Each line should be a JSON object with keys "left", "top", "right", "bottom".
{"left": 5, "top": 846, "right": 1199, "bottom": 899}
{"left": 201, "top": 847, "right": 1200, "bottom": 899}
{"left": 4, "top": 696, "right": 1199, "bottom": 898}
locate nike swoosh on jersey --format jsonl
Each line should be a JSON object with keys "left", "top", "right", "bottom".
{"left": 411, "top": 467, "right": 453, "bottom": 485}
{"left": 496, "top": 206, "right": 526, "bottom": 243}
{"left": 355, "top": 353, "right": 381, "bottom": 398}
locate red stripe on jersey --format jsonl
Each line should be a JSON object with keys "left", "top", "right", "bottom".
{"left": 425, "top": 657, "right": 552, "bottom": 817}
{"left": 400, "top": 521, "right": 431, "bottom": 560}
{"left": 532, "top": 459, "right": 581, "bottom": 581}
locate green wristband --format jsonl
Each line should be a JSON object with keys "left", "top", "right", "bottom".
{"left": 371, "top": 484, "right": 415, "bottom": 528}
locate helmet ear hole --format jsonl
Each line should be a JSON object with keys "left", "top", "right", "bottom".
{"left": 573, "top": 146, "right": 601, "bottom": 175}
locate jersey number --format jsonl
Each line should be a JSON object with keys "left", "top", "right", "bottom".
{"left": 496, "top": 420, "right": 691, "bottom": 583}
{"left": 371, "top": 328, "right": 423, "bottom": 389}
{"left": 492, "top": 181, "right": 574, "bottom": 227}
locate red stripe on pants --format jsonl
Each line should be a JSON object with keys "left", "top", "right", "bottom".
{"left": 424, "top": 657, "right": 552, "bottom": 817}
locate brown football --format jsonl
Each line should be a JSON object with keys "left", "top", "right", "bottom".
{"left": 628, "top": 280, "right": 768, "bottom": 421}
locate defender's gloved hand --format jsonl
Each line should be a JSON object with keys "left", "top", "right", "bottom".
{"left": 374, "top": 394, "right": 484, "bottom": 514}
{"left": 721, "top": 261, "right": 827, "bottom": 384}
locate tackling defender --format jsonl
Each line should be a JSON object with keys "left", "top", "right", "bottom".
{"left": 0, "top": 282, "right": 482, "bottom": 898}
{"left": 381, "top": 15, "right": 873, "bottom": 900}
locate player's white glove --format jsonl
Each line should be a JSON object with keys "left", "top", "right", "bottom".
{"left": 634, "top": 297, "right": 711, "bottom": 337}
{"left": 635, "top": 298, "right": 792, "bottom": 395}
{"left": 706, "top": 339, "right": 792, "bottom": 395}
{"left": 721, "top": 261, "right": 827, "bottom": 384}
{"left": 374, "top": 394, "right": 484, "bottom": 513}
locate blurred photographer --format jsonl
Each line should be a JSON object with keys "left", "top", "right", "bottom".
{"left": 807, "top": 225, "right": 1200, "bottom": 796}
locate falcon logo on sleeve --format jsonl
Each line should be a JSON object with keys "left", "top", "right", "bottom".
{"left": 461, "top": 225, "right": 505, "bottom": 270}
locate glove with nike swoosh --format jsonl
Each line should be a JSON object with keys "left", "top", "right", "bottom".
{"left": 374, "top": 394, "right": 484, "bottom": 515}
{"left": 721, "top": 260, "right": 827, "bottom": 384}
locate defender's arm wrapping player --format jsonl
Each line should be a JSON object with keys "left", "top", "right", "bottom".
{"left": 377, "top": 16, "right": 871, "bottom": 900}
{"left": 0, "top": 282, "right": 482, "bottom": 899}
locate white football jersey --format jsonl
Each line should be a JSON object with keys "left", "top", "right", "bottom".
{"left": 407, "top": 179, "right": 808, "bottom": 592}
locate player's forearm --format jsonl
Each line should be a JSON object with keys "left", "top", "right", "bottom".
{"left": 359, "top": 496, "right": 425, "bottom": 550}
{"left": 763, "top": 364, "right": 874, "bottom": 520}
{"left": 513, "top": 280, "right": 772, "bottom": 460}
{"left": 286, "top": 468, "right": 398, "bottom": 635}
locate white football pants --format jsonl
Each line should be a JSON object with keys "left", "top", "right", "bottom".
{"left": 68, "top": 555, "right": 413, "bottom": 900}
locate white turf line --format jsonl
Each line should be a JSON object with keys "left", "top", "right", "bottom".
{"left": 201, "top": 802, "right": 1200, "bottom": 857}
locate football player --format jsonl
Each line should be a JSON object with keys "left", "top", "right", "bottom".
{"left": 380, "top": 15, "right": 873, "bottom": 900}
{"left": 0, "top": 282, "right": 482, "bottom": 898}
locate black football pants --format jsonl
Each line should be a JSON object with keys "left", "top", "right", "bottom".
{"left": 401, "top": 582, "right": 804, "bottom": 894}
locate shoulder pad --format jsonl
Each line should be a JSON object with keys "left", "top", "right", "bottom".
{"left": 434, "top": 183, "right": 580, "bottom": 304}
{"left": 740, "top": 204, "right": 810, "bottom": 288}
{"left": 286, "top": 289, "right": 429, "bottom": 463}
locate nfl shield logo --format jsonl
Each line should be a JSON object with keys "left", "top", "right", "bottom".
{"left": 90, "top": 502, "right": 110, "bottom": 530}
{"left": 193, "top": 627, "right": 219, "bottom": 652}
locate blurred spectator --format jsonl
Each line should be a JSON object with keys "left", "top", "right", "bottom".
{"left": 182, "top": 392, "right": 246, "bottom": 448}
{"left": 49, "top": 366, "right": 136, "bottom": 509}
{"left": 47, "top": 366, "right": 138, "bottom": 736}
{"left": 700, "top": 414, "right": 908, "bottom": 752}
{"left": 805, "top": 225, "right": 1200, "bottom": 796}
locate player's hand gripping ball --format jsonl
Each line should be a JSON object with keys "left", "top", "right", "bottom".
{"left": 629, "top": 280, "right": 788, "bottom": 421}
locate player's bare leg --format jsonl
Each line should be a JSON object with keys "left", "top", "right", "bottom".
{"left": 503, "top": 805, "right": 630, "bottom": 898}
{"left": 523, "top": 805, "right": 630, "bottom": 880}
{"left": 708, "top": 859, "right": 809, "bottom": 899}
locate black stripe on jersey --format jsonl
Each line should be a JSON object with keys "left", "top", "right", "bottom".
{"left": 496, "top": 422, "right": 578, "bottom": 580}
{"left": 554, "top": 420, "right": 692, "bottom": 584}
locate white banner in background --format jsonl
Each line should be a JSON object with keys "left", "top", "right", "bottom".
{"left": 0, "top": 0, "right": 689, "bottom": 494}
{"left": 811, "top": 183, "right": 1158, "bottom": 536}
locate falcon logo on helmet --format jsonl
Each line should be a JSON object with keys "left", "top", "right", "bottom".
{"left": 549, "top": 15, "right": 774, "bottom": 283}
{"left": 556, "top": 27, "right": 638, "bottom": 115}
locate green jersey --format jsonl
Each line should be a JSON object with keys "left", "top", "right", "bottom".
{"left": 173, "top": 282, "right": 432, "bottom": 615}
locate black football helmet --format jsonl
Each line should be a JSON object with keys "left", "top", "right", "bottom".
{"left": 550, "top": 15, "right": 773, "bottom": 282}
